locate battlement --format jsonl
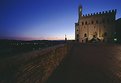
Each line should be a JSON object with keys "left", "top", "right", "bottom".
{"left": 82, "top": 9, "right": 117, "bottom": 17}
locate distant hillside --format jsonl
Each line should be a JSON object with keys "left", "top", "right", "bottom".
{"left": 0, "top": 40, "right": 65, "bottom": 59}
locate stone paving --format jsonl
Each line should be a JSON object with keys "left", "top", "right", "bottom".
{"left": 0, "top": 44, "right": 69, "bottom": 83}
{"left": 46, "top": 43, "right": 121, "bottom": 83}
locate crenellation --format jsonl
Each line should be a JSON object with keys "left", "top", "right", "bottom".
{"left": 81, "top": 9, "right": 117, "bottom": 18}
{"left": 102, "top": 11, "right": 105, "bottom": 14}
{"left": 109, "top": 10, "right": 111, "bottom": 13}
{"left": 112, "top": 9, "right": 115, "bottom": 12}
{"left": 115, "top": 9, "right": 117, "bottom": 13}
{"left": 105, "top": 11, "right": 108, "bottom": 13}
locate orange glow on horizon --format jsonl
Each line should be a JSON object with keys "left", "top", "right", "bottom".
{"left": 0, "top": 35, "right": 75, "bottom": 40}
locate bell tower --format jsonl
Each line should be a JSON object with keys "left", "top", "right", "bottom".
{"left": 78, "top": 5, "right": 82, "bottom": 20}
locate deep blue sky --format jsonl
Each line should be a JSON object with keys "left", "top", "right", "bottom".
{"left": 0, "top": 0, "right": 121, "bottom": 40}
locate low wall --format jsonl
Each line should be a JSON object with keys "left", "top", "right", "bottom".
{"left": 0, "top": 44, "right": 72, "bottom": 83}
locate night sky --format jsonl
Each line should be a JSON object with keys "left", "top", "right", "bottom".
{"left": 0, "top": 0, "right": 121, "bottom": 40}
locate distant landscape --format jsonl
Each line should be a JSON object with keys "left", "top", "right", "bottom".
{"left": 0, "top": 40, "right": 66, "bottom": 59}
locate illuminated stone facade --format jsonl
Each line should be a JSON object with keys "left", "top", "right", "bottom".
{"left": 75, "top": 5, "right": 116, "bottom": 43}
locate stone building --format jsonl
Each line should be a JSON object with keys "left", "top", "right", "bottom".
{"left": 115, "top": 18, "right": 121, "bottom": 43}
{"left": 75, "top": 5, "right": 117, "bottom": 43}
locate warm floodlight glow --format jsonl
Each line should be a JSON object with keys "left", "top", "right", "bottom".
{"left": 114, "top": 38, "right": 117, "bottom": 41}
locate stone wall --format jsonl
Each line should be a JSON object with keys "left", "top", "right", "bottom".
{"left": 0, "top": 44, "right": 72, "bottom": 83}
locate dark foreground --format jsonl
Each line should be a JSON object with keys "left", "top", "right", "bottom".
{"left": 46, "top": 43, "right": 121, "bottom": 83}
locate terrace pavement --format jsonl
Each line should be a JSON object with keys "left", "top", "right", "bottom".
{"left": 46, "top": 43, "right": 121, "bottom": 83}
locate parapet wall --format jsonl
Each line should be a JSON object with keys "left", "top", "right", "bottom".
{"left": 0, "top": 44, "right": 72, "bottom": 83}
{"left": 82, "top": 9, "right": 117, "bottom": 17}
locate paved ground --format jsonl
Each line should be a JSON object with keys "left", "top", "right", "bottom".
{"left": 46, "top": 43, "right": 121, "bottom": 83}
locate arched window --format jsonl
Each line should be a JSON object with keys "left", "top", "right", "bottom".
{"left": 93, "top": 32, "right": 97, "bottom": 38}
{"left": 82, "top": 22, "right": 84, "bottom": 25}
{"left": 84, "top": 33, "right": 87, "bottom": 37}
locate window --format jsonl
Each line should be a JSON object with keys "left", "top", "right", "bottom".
{"left": 85, "top": 21, "right": 87, "bottom": 25}
{"left": 91, "top": 21, "right": 94, "bottom": 24}
{"left": 77, "top": 34, "right": 79, "bottom": 38}
{"left": 84, "top": 33, "right": 87, "bottom": 37}
{"left": 82, "top": 22, "right": 84, "bottom": 25}
{"left": 76, "top": 34, "right": 79, "bottom": 41}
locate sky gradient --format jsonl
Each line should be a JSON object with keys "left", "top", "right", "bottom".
{"left": 0, "top": 0, "right": 121, "bottom": 40}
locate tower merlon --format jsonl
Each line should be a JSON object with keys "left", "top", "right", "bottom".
{"left": 79, "top": 8, "right": 117, "bottom": 18}
{"left": 112, "top": 9, "right": 115, "bottom": 12}
{"left": 105, "top": 11, "right": 108, "bottom": 13}
{"left": 109, "top": 10, "right": 111, "bottom": 13}
{"left": 102, "top": 11, "right": 105, "bottom": 14}
{"left": 88, "top": 14, "right": 90, "bottom": 16}
{"left": 115, "top": 9, "right": 117, "bottom": 13}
